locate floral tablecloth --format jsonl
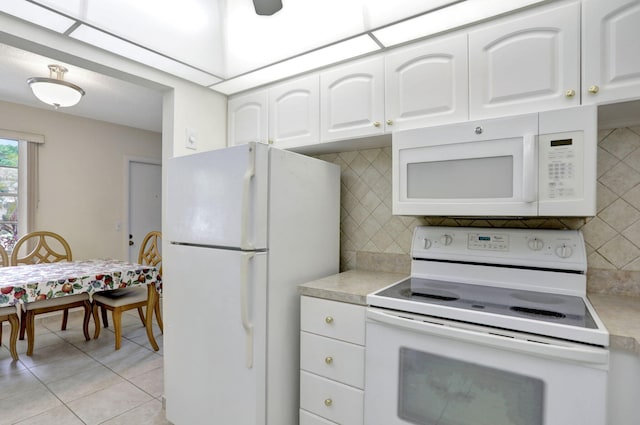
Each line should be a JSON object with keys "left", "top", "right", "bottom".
{"left": 0, "top": 259, "right": 161, "bottom": 307}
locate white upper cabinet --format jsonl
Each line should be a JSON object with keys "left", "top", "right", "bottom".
{"left": 385, "top": 32, "right": 469, "bottom": 131}
{"left": 582, "top": 0, "right": 640, "bottom": 105}
{"left": 228, "top": 76, "right": 319, "bottom": 149}
{"left": 228, "top": 90, "right": 268, "bottom": 146}
{"left": 320, "top": 56, "right": 385, "bottom": 142}
{"left": 468, "top": 2, "right": 580, "bottom": 120}
{"left": 269, "top": 74, "right": 320, "bottom": 149}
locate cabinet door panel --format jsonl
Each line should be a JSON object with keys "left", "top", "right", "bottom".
{"left": 228, "top": 90, "right": 268, "bottom": 146}
{"left": 583, "top": 0, "right": 640, "bottom": 104}
{"left": 321, "top": 56, "right": 385, "bottom": 142}
{"left": 386, "top": 33, "right": 468, "bottom": 130}
{"left": 269, "top": 75, "right": 319, "bottom": 149}
{"left": 469, "top": 2, "right": 580, "bottom": 119}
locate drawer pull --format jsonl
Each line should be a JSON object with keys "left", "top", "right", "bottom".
{"left": 324, "top": 398, "right": 333, "bottom": 407}
{"left": 325, "top": 356, "right": 333, "bottom": 364}
{"left": 325, "top": 316, "right": 334, "bottom": 324}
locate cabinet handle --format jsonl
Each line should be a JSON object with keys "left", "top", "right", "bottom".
{"left": 268, "top": 139, "right": 274, "bottom": 145}
{"left": 588, "top": 85, "right": 600, "bottom": 94}
{"left": 325, "top": 356, "right": 333, "bottom": 364}
{"left": 386, "top": 119, "right": 393, "bottom": 126}
{"left": 373, "top": 121, "right": 381, "bottom": 127}
{"left": 325, "top": 316, "right": 334, "bottom": 324}
{"left": 324, "top": 398, "right": 333, "bottom": 407}
{"left": 565, "top": 89, "right": 576, "bottom": 98}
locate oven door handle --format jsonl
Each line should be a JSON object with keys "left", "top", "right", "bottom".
{"left": 367, "top": 309, "right": 609, "bottom": 366}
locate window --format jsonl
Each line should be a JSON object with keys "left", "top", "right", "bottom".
{"left": 0, "top": 130, "right": 42, "bottom": 253}
{"left": 0, "top": 138, "right": 19, "bottom": 251}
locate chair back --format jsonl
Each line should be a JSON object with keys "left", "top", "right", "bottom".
{"left": 138, "top": 231, "right": 162, "bottom": 275}
{"left": 10, "top": 231, "right": 72, "bottom": 266}
{"left": 0, "top": 245, "right": 8, "bottom": 267}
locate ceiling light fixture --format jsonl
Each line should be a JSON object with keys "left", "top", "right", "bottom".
{"left": 27, "top": 64, "right": 85, "bottom": 109}
{"left": 253, "top": 0, "right": 282, "bottom": 16}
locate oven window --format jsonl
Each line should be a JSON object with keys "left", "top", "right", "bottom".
{"left": 398, "top": 347, "right": 544, "bottom": 425}
{"left": 407, "top": 156, "right": 513, "bottom": 199}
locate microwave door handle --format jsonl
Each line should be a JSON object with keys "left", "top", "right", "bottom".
{"left": 522, "top": 135, "right": 537, "bottom": 203}
{"left": 367, "top": 309, "right": 609, "bottom": 366}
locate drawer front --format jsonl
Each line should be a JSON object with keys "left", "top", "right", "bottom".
{"left": 301, "top": 296, "right": 365, "bottom": 344}
{"left": 301, "top": 331, "right": 365, "bottom": 388}
{"left": 300, "top": 409, "right": 338, "bottom": 425}
{"left": 300, "top": 371, "right": 364, "bottom": 425}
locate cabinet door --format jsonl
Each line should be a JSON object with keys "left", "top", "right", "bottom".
{"left": 385, "top": 33, "right": 468, "bottom": 131}
{"left": 227, "top": 90, "right": 268, "bottom": 146}
{"left": 320, "top": 56, "right": 385, "bottom": 142}
{"left": 269, "top": 74, "right": 319, "bottom": 149}
{"left": 468, "top": 2, "right": 580, "bottom": 119}
{"left": 583, "top": 0, "right": 640, "bottom": 105}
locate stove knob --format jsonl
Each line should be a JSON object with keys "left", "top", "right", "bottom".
{"left": 440, "top": 234, "right": 453, "bottom": 246}
{"left": 555, "top": 244, "right": 573, "bottom": 258}
{"left": 423, "top": 238, "right": 432, "bottom": 249}
{"left": 528, "top": 237, "right": 544, "bottom": 251}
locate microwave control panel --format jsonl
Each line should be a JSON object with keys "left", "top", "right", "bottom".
{"left": 538, "top": 130, "right": 584, "bottom": 201}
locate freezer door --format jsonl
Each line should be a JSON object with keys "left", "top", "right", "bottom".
{"left": 164, "top": 243, "right": 267, "bottom": 425}
{"left": 166, "top": 143, "right": 268, "bottom": 249}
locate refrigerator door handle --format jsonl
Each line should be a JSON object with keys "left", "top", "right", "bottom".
{"left": 240, "top": 252, "right": 255, "bottom": 368}
{"left": 240, "top": 143, "right": 257, "bottom": 250}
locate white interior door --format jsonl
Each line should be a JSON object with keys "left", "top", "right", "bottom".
{"left": 128, "top": 159, "right": 161, "bottom": 262}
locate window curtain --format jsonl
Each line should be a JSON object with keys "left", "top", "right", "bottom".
{"left": 26, "top": 141, "right": 39, "bottom": 234}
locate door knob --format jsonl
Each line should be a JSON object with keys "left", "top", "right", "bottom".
{"left": 588, "top": 85, "right": 599, "bottom": 94}
{"left": 565, "top": 89, "right": 576, "bottom": 97}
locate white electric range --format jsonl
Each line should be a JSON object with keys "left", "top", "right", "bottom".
{"left": 365, "top": 226, "right": 609, "bottom": 425}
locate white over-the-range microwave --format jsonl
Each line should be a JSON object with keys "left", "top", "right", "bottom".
{"left": 392, "top": 105, "right": 597, "bottom": 217}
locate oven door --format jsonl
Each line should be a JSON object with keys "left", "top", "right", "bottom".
{"left": 392, "top": 113, "right": 538, "bottom": 216}
{"left": 365, "top": 308, "right": 608, "bottom": 425}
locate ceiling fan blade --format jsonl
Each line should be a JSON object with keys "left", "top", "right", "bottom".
{"left": 253, "top": 0, "right": 283, "bottom": 15}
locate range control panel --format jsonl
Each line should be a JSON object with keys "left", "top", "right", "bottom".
{"left": 468, "top": 233, "right": 508, "bottom": 251}
{"left": 412, "top": 226, "right": 586, "bottom": 272}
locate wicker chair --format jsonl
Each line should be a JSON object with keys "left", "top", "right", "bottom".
{"left": 92, "top": 231, "right": 163, "bottom": 350}
{"left": 11, "top": 231, "right": 91, "bottom": 356}
{"left": 0, "top": 245, "right": 19, "bottom": 360}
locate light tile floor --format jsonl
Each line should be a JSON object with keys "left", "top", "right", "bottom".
{"left": 0, "top": 309, "right": 168, "bottom": 425}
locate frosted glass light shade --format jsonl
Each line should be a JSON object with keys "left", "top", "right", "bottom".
{"left": 27, "top": 78, "right": 85, "bottom": 107}
{"left": 27, "top": 65, "right": 85, "bottom": 108}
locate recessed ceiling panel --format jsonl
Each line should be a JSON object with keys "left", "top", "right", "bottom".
{"left": 33, "top": 0, "right": 225, "bottom": 77}
{"left": 224, "top": 0, "right": 366, "bottom": 77}
{"left": 362, "top": 0, "right": 460, "bottom": 29}
{"left": 70, "top": 25, "right": 222, "bottom": 86}
{"left": 0, "top": 0, "right": 76, "bottom": 33}
{"left": 372, "top": 0, "right": 547, "bottom": 47}
{"left": 212, "top": 35, "right": 380, "bottom": 95}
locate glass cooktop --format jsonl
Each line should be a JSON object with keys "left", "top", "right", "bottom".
{"left": 374, "top": 277, "right": 597, "bottom": 330}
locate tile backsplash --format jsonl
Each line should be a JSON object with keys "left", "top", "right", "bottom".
{"left": 315, "top": 126, "right": 640, "bottom": 291}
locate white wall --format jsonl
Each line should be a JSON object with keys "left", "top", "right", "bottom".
{"left": 0, "top": 100, "right": 161, "bottom": 260}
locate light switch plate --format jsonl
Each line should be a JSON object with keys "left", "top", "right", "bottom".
{"left": 185, "top": 128, "right": 197, "bottom": 150}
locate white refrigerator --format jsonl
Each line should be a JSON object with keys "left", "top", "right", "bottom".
{"left": 163, "top": 142, "right": 340, "bottom": 425}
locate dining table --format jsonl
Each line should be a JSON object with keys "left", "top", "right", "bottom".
{"left": 0, "top": 258, "right": 162, "bottom": 354}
